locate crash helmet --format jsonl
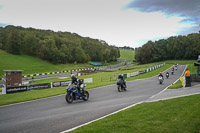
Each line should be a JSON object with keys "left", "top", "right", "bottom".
{"left": 71, "top": 74, "right": 76, "bottom": 79}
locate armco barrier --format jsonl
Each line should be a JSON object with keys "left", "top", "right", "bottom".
{"left": 22, "top": 68, "right": 94, "bottom": 78}
{"left": 124, "top": 63, "right": 165, "bottom": 78}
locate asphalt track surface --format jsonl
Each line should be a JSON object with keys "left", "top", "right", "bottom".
{"left": 0, "top": 65, "right": 186, "bottom": 133}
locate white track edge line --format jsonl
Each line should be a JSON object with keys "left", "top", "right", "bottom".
{"left": 145, "top": 92, "right": 200, "bottom": 103}
{"left": 60, "top": 101, "right": 144, "bottom": 133}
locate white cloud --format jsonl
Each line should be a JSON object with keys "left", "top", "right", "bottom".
{"left": 0, "top": 0, "right": 194, "bottom": 47}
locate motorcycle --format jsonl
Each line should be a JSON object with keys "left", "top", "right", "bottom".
{"left": 171, "top": 70, "right": 174, "bottom": 75}
{"left": 65, "top": 83, "right": 89, "bottom": 103}
{"left": 117, "top": 78, "right": 127, "bottom": 92}
{"left": 166, "top": 73, "right": 169, "bottom": 79}
{"left": 158, "top": 76, "right": 163, "bottom": 84}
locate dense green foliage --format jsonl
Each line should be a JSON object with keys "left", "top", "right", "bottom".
{"left": 0, "top": 25, "right": 119, "bottom": 64}
{"left": 135, "top": 33, "right": 200, "bottom": 64}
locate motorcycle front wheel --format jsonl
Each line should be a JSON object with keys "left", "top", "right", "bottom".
{"left": 65, "top": 93, "right": 73, "bottom": 103}
{"left": 83, "top": 91, "right": 89, "bottom": 101}
{"left": 118, "top": 85, "right": 122, "bottom": 92}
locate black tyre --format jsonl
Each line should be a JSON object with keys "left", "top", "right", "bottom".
{"left": 83, "top": 91, "right": 89, "bottom": 101}
{"left": 123, "top": 84, "right": 127, "bottom": 91}
{"left": 118, "top": 85, "right": 122, "bottom": 92}
{"left": 65, "top": 93, "right": 73, "bottom": 103}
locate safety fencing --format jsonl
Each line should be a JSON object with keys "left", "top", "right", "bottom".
{"left": 122, "top": 63, "right": 166, "bottom": 78}
{"left": 0, "top": 68, "right": 94, "bottom": 81}
{"left": 22, "top": 68, "right": 94, "bottom": 78}
{"left": 94, "top": 62, "right": 132, "bottom": 71}
{"left": 99, "top": 63, "right": 166, "bottom": 82}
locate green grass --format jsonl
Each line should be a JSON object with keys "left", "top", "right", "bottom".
{"left": 69, "top": 62, "right": 170, "bottom": 89}
{"left": 0, "top": 49, "right": 93, "bottom": 77}
{"left": 0, "top": 87, "right": 66, "bottom": 106}
{"left": 25, "top": 62, "right": 169, "bottom": 88}
{"left": 70, "top": 94, "right": 200, "bottom": 133}
{"left": 30, "top": 77, "right": 70, "bottom": 84}
{"left": 120, "top": 49, "right": 135, "bottom": 60}
{"left": 168, "top": 79, "right": 183, "bottom": 89}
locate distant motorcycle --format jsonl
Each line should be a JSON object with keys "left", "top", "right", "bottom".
{"left": 158, "top": 76, "right": 163, "bottom": 84}
{"left": 171, "top": 70, "right": 174, "bottom": 75}
{"left": 65, "top": 84, "right": 89, "bottom": 103}
{"left": 166, "top": 73, "right": 169, "bottom": 79}
{"left": 117, "top": 78, "right": 127, "bottom": 92}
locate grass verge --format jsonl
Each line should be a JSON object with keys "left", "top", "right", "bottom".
{"left": 0, "top": 49, "right": 92, "bottom": 77}
{"left": 168, "top": 79, "right": 183, "bottom": 89}
{"left": 30, "top": 77, "right": 70, "bottom": 84}
{"left": 69, "top": 94, "right": 200, "bottom": 133}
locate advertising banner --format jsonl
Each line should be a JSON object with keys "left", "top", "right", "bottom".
{"left": 28, "top": 83, "right": 51, "bottom": 90}
{"left": 52, "top": 82, "right": 61, "bottom": 87}
{"left": 6, "top": 86, "right": 27, "bottom": 94}
{"left": 60, "top": 81, "right": 71, "bottom": 87}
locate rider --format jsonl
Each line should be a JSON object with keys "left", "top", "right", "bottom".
{"left": 118, "top": 74, "right": 126, "bottom": 88}
{"left": 171, "top": 67, "right": 174, "bottom": 74}
{"left": 158, "top": 72, "right": 164, "bottom": 80}
{"left": 71, "top": 74, "right": 83, "bottom": 95}
{"left": 166, "top": 71, "right": 169, "bottom": 78}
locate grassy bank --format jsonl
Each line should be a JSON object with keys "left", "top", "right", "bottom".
{"left": 70, "top": 94, "right": 200, "bottom": 133}
{"left": 0, "top": 49, "right": 93, "bottom": 77}
{"left": 120, "top": 49, "right": 135, "bottom": 60}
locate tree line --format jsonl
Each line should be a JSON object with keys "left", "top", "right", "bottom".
{"left": 0, "top": 25, "right": 120, "bottom": 64}
{"left": 135, "top": 33, "right": 200, "bottom": 64}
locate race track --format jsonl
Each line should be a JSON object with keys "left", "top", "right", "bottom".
{"left": 0, "top": 65, "right": 186, "bottom": 133}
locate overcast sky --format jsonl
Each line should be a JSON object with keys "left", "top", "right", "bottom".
{"left": 0, "top": 0, "right": 199, "bottom": 48}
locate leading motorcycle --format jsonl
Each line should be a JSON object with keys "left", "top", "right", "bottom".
{"left": 117, "top": 78, "right": 127, "bottom": 92}
{"left": 65, "top": 83, "right": 89, "bottom": 103}
{"left": 158, "top": 76, "right": 163, "bottom": 84}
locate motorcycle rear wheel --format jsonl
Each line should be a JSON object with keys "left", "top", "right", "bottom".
{"left": 65, "top": 93, "right": 73, "bottom": 103}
